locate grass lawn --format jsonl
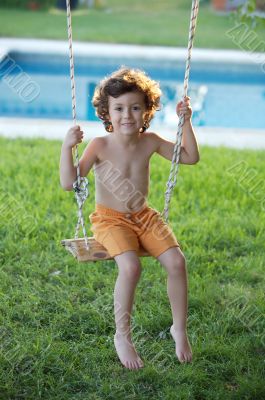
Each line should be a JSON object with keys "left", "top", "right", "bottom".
{"left": 0, "top": 0, "right": 264, "bottom": 49}
{"left": 0, "top": 136, "right": 264, "bottom": 399}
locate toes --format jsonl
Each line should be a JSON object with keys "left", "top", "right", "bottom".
{"left": 124, "top": 359, "right": 144, "bottom": 370}
{"left": 128, "top": 361, "right": 134, "bottom": 369}
{"left": 178, "top": 352, "right": 185, "bottom": 363}
{"left": 133, "top": 361, "right": 139, "bottom": 369}
{"left": 183, "top": 352, "right": 192, "bottom": 363}
{"left": 131, "top": 361, "right": 137, "bottom": 370}
{"left": 185, "top": 351, "right": 192, "bottom": 363}
{"left": 130, "top": 361, "right": 136, "bottom": 369}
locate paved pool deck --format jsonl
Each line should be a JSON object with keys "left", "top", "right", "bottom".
{"left": 1, "top": 117, "right": 264, "bottom": 150}
{"left": 0, "top": 38, "right": 264, "bottom": 149}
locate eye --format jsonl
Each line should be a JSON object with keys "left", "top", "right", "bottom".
{"left": 133, "top": 106, "right": 141, "bottom": 111}
{"left": 115, "top": 107, "right": 122, "bottom": 111}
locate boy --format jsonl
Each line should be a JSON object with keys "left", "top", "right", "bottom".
{"left": 60, "top": 67, "right": 199, "bottom": 370}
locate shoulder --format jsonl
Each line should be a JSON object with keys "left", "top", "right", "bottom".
{"left": 81, "top": 136, "right": 107, "bottom": 160}
{"left": 89, "top": 135, "right": 108, "bottom": 147}
{"left": 144, "top": 131, "right": 162, "bottom": 142}
{"left": 79, "top": 136, "right": 108, "bottom": 176}
{"left": 86, "top": 135, "right": 108, "bottom": 153}
{"left": 143, "top": 131, "right": 163, "bottom": 151}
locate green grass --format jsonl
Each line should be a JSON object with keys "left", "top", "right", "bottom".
{"left": 0, "top": 136, "right": 264, "bottom": 399}
{"left": 0, "top": 0, "right": 264, "bottom": 49}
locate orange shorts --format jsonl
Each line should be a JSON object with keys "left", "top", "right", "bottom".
{"left": 89, "top": 203, "right": 179, "bottom": 258}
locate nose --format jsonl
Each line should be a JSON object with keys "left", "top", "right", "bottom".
{"left": 123, "top": 108, "right": 132, "bottom": 118}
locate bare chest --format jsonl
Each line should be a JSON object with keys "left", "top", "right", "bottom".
{"left": 95, "top": 144, "right": 150, "bottom": 182}
{"left": 93, "top": 134, "right": 156, "bottom": 211}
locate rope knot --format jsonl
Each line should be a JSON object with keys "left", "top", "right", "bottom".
{"left": 73, "top": 177, "right": 89, "bottom": 204}
{"left": 166, "top": 181, "right": 174, "bottom": 191}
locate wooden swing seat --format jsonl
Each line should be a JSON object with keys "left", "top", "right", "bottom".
{"left": 61, "top": 236, "right": 150, "bottom": 262}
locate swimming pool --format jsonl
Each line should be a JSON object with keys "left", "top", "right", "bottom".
{"left": 0, "top": 45, "right": 264, "bottom": 130}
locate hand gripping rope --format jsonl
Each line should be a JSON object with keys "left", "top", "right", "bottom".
{"left": 162, "top": 0, "right": 200, "bottom": 222}
{"left": 66, "top": 0, "right": 89, "bottom": 250}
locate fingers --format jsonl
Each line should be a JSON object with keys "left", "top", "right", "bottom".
{"left": 70, "top": 125, "right": 84, "bottom": 143}
{"left": 72, "top": 125, "right": 82, "bottom": 133}
{"left": 179, "top": 105, "right": 192, "bottom": 114}
{"left": 176, "top": 96, "right": 192, "bottom": 119}
{"left": 77, "top": 129, "right": 84, "bottom": 144}
{"left": 178, "top": 96, "right": 191, "bottom": 107}
{"left": 176, "top": 106, "right": 192, "bottom": 117}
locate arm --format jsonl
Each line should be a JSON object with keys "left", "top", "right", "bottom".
{"left": 155, "top": 97, "right": 200, "bottom": 165}
{"left": 59, "top": 125, "right": 102, "bottom": 191}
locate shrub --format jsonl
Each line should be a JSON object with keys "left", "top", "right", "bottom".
{"left": 0, "top": 0, "right": 56, "bottom": 9}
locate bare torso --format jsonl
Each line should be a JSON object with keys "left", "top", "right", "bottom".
{"left": 93, "top": 132, "right": 157, "bottom": 212}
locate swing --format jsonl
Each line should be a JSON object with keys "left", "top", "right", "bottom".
{"left": 61, "top": 0, "right": 200, "bottom": 262}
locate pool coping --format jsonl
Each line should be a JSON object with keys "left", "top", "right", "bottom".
{"left": 0, "top": 37, "right": 264, "bottom": 66}
{"left": 1, "top": 117, "right": 264, "bottom": 150}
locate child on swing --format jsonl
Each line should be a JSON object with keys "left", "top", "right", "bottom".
{"left": 60, "top": 67, "right": 199, "bottom": 370}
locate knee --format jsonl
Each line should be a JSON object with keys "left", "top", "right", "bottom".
{"left": 165, "top": 251, "right": 186, "bottom": 276}
{"left": 118, "top": 261, "right": 142, "bottom": 282}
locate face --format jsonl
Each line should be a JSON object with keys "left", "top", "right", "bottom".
{"left": 108, "top": 91, "right": 146, "bottom": 135}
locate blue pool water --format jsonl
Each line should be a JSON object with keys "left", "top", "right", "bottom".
{"left": 0, "top": 52, "right": 264, "bottom": 130}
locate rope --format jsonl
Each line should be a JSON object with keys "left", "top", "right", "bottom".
{"left": 66, "top": 0, "right": 89, "bottom": 249}
{"left": 162, "top": 0, "right": 200, "bottom": 222}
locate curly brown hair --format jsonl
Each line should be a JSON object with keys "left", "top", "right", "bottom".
{"left": 92, "top": 67, "right": 162, "bottom": 132}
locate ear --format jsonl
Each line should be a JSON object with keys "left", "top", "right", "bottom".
{"left": 143, "top": 111, "right": 150, "bottom": 124}
{"left": 143, "top": 110, "right": 149, "bottom": 120}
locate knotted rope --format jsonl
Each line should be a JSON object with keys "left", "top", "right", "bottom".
{"left": 66, "top": 0, "right": 89, "bottom": 249}
{"left": 162, "top": 0, "right": 200, "bottom": 222}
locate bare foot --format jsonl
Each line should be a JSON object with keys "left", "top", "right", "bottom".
{"left": 114, "top": 332, "right": 144, "bottom": 370}
{"left": 170, "top": 325, "right": 192, "bottom": 363}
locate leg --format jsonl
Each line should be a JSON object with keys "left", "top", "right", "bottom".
{"left": 157, "top": 246, "right": 192, "bottom": 363}
{"left": 113, "top": 250, "right": 144, "bottom": 370}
